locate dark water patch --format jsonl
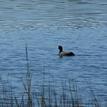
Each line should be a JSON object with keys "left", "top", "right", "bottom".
{"left": 77, "top": 1, "right": 95, "bottom": 5}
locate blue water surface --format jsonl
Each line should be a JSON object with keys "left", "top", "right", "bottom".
{"left": 0, "top": 0, "right": 107, "bottom": 105}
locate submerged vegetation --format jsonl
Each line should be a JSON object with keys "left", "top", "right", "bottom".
{"left": 0, "top": 45, "right": 104, "bottom": 107}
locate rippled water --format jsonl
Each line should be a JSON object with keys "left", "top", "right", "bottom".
{"left": 0, "top": 0, "right": 107, "bottom": 105}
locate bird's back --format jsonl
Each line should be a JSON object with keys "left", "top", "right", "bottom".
{"left": 59, "top": 51, "right": 75, "bottom": 57}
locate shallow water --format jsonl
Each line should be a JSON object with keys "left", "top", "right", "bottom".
{"left": 0, "top": 0, "right": 107, "bottom": 105}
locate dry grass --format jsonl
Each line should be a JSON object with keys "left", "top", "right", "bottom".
{"left": 0, "top": 78, "right": 102, "bottom": 107}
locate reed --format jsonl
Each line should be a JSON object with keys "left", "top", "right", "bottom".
{"left": 0, "top": 75, "right": 103, "bottom": 107}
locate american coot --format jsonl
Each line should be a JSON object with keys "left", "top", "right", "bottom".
{"left": 58, "top": 45, "right": 75, "bottom": 57}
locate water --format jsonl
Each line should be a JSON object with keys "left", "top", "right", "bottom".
{"left": 0, "top": 0, "right": 107, "bottom": 105}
